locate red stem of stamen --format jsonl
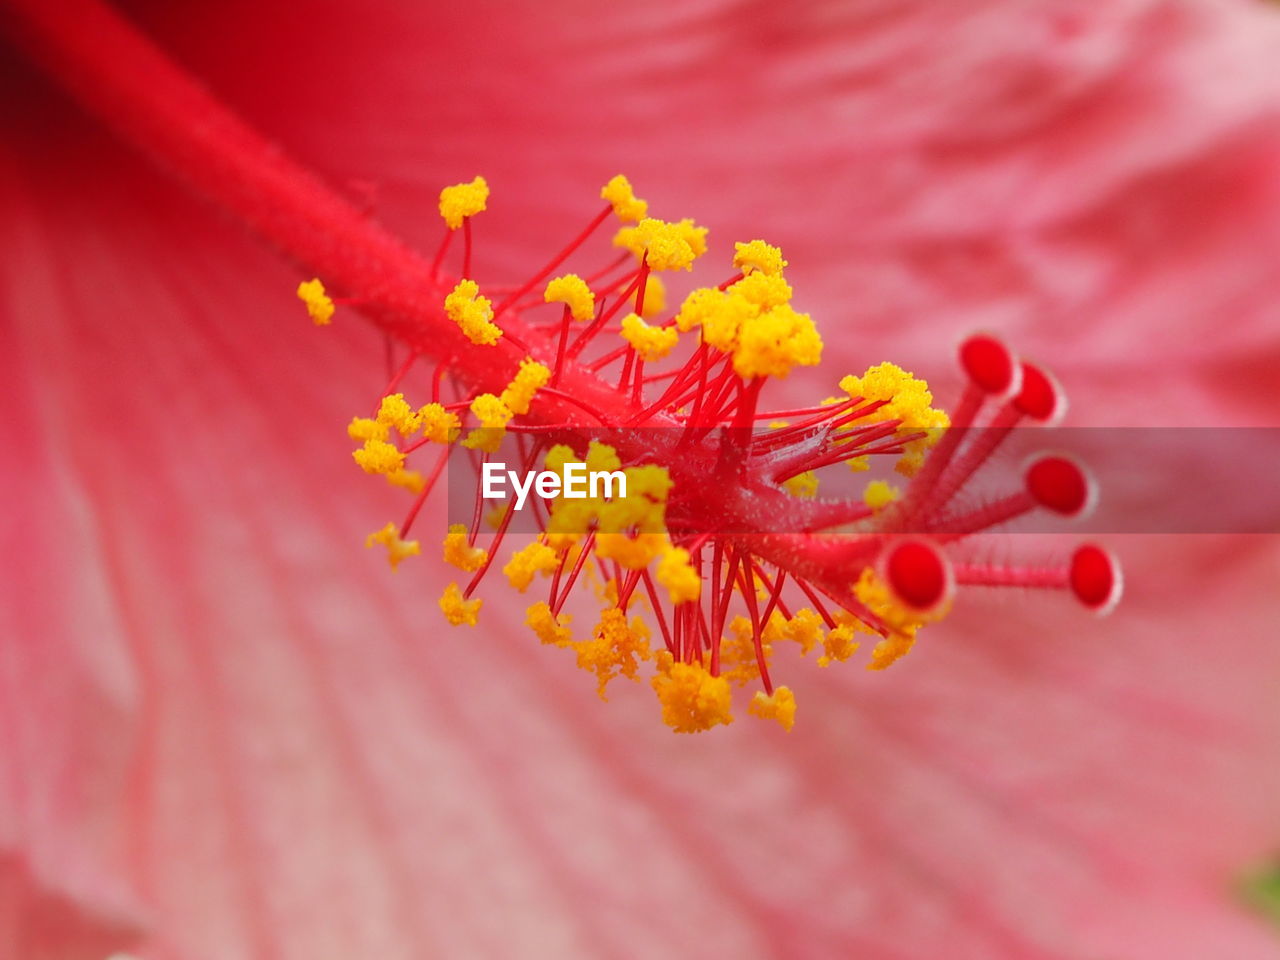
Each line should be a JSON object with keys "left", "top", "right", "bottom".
{"left": 551, "top": 305, "right": 572, "bottom": 387}
{"left": 953, "top": 563, "right": 1068, "bottom": 590}
{"left": 931, "top": 491, "right": 1035, "bottom": 540}
{"left": 641, "top": 572, "right": 676, "bottom": 653}
{"left": 552, "top": 533, "right": 596, "bottom": 616}
{"left": 494, "top": 205, "right": 612, "bottom": 316}
{"left": 377, "top": 350, "right": 421, "bottom": 408}
{"left": 399, "top": 447, "right": 451, "bottom": 537}
{"left": 462, "top": 217, "right": 474, "bottom": 279}
{"left": 928, "top": 405, "right": 1024, "bottom": 516}
{"left": 633, "top": 259, "right": 651, "bottom": 316}
{"left": 736, "top": 558, "right": 773, "bottom": 695}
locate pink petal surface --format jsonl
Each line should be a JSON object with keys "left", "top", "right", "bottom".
{"left": 2, "top": 2, "right": 1280, "bottom": 959}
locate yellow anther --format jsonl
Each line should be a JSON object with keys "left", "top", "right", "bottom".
{"left": 417, "top": 402, "right": 461, "bottom": 444}
{"left": 375, "top": 393, "right": 421, "bottom": 438}
{"left": 782, "top": 471, "right": 819, "bottom": 499}
{"left": 761, "top": 609, "right": 790, "bottom": 645}
{"left": 544, "top": 443, "right": 577, "bottom": 475}
{"left": 348, "top": 417, "right": 388, "bottom": 443}
{"left": 732, "top": 304, "right": 823, "bottom": 379}
{"left": 651, "top": 653, "right": 733, "bottom": 733}
{"left": 702, "top": 297, "right": 755, "bottom": 353}
{"left": 297, "top": 278, "right": 335, "bottom": 325}
{"left": 620, "top": 313, "right": 679, "bottom": 362}
{"left": 503, "top": 540, "right": 560, "bottom": 591}
{"left": 461, "top": 393, "right": 513, "bottom": 453}
{"left": 656, "top": 546, "right": 700, "bottom": 604}
{"left": 544, "top": 274, "right": 596, "bottom": 322}
{"left": 868, "top": 633, "right": 916, "bottom": 670}
{"left": 526, "top": 601, "right": 573, "bottom": 646}
{"left": 353, "top": 438, "right": 406, "bottom": 475}
{"left": 748, "top": 687, "right": 796, "bottom": 732}
{"left": 500, "top": 359, "right": 551, "bottom": 415}
{"left": 573, "top": 608, "right": 652, "bottom": 700}
{"left": 633, "top": 274, "right": 666, "bottom": 318}
{"left": 839, "top": 362, "right": 951, "bottom": 476}
{"left": 386, "top": 469, "right": 426, "bottom": 494}
{"left": 674, "top": 218, "right": 708, "bottom": 258}
{"left": 614, "top": 218, "right": 706, "bottom": 271}
{"left": 601, "top": 174, "right": 648, "bottom": 223}
{"left": 443, "top": 523, "right": 488, "bottom": 572}
{"left": 729, "top": 272, "right": 792, "bottom": 310}
{"left": 485, "top": 502, "right": 510, "bottom": 530}
{"left": 365, "top": 522, "right": 420, "bottom": 571}
{"left": 783, "top": 608, "right": 825, "bottom": 656}
{"left": 594, "top": 532, "right": 668, "bottom": 570}
{"left": 818, "top": 623, "right": 861, "bottom": 667}
{"left": 675, "top": 287, "right": 722, "bottom": 333}
{"left": 444, "top": 279, "right": 503, "bottom": 346}
{"left": 585, "top": 441, "right": 622, "bottom": 474}
{"left": 733, "top": 240, "right": 788, "bottom": 277}
{"left": 439, "top": 582, "right": 482, "bottom": 626}
{"left": 851, "top": 568, "right": 941, "bottom": 670}
{"left": 438, "top": 175, "right": 489, "bottom": 230}
{"left": 625, "top": 464, "right": 673, "bottom": 503}
{"left": 719, "top": 616, "right": 768, "bottom": 687}
{"left": 863, "top": 480, "right": 900, "bottom": 510}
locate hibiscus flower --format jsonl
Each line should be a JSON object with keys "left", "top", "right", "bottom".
{"left": 2, "top": 1, "right": 1279, "bottom": 958}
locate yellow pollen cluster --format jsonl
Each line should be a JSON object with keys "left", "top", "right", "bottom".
{"left": 780, "top": 608, "right": 824, "bottom": 655}
{"left": 353, "top": 438, "right": 406, "bottom": 475}
{"left": 539, "top": 444, "right": 679, "bottom": 571}
{"left": 651, "top": 653, "right": 733, "bottom": 733}
{"left": 656, "top": 546, "right": 700, "bottom": 604}
{"left": 438, "top": 176, "right": 489, "bottom": 230}
{"left": 748, "top": 687, "right": 797, "bottom": 731}
{"left": 526, "top": 601, "right": 574, "bottom": 646}
{"left": 348, "top": 395, "right": 457, "bottom": 491}
{"left": 782, "top": 470, "right": 819, "bottom": 499}
{"left": 365, "top": 523, "right": 420, "bottom": 570}
{"left": 818, "top": 622, "right": 862, "bottom": 667}
{"left": 440, "top": 582, "right": 482, "bottom": 626}
{"left": 297, "top": 278, "right": 335, "bottom": 325}
{"left": 544, "top": 274, "right": 596, "bottom": 322}
{"left": 719, "top": 615, "right": 772, "bottom": 687}
{"left": 733, "top": 240, "right": 787, "bottom": 277}
{"left": 863, "top": 480, "right": 900, "bottom": 510}
{"left": 839, "top": 363, "right": 951, "bottom": 476}
{"left": 347, "top": 417, "right": 387, "bottom": 443}
{"left": 385, "top": 469, "right": 426, "bottom": 494}
{"left": 376, "top": 393, "right": 421, "bottom": 437}
{"left": 499, "top": 359, "right": 551, "bottom": 415}
{"left": 503, "top": 540, "right": 561, "bottom": 591}
{"left": 445, "top": 279, "right": 503, "bottom": 346}
{"left": 852, "top": 568, "right": 945, "bottom": 670}
{"left": 461, "top": 393, "right": 513, "bottom": 452}
{"left": 574, "top": 608, "right": 652, "bottom": 699}
{"left": 620, "top": 313, "right": 679, "bottom": 362}
{"left": 443, "top": 523, "right": 488, "bottom": 572}
{"left": 614, "top": 218, "right": 708, "bottom": 272}
{"left": 601, "top": 174, "right": 648, "bottom": 223}
{"left": 676, "top": 271, "right": 822, "bottom": 379}
{"left": 418, "top": 402, "right": 461, "bottom": 445}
